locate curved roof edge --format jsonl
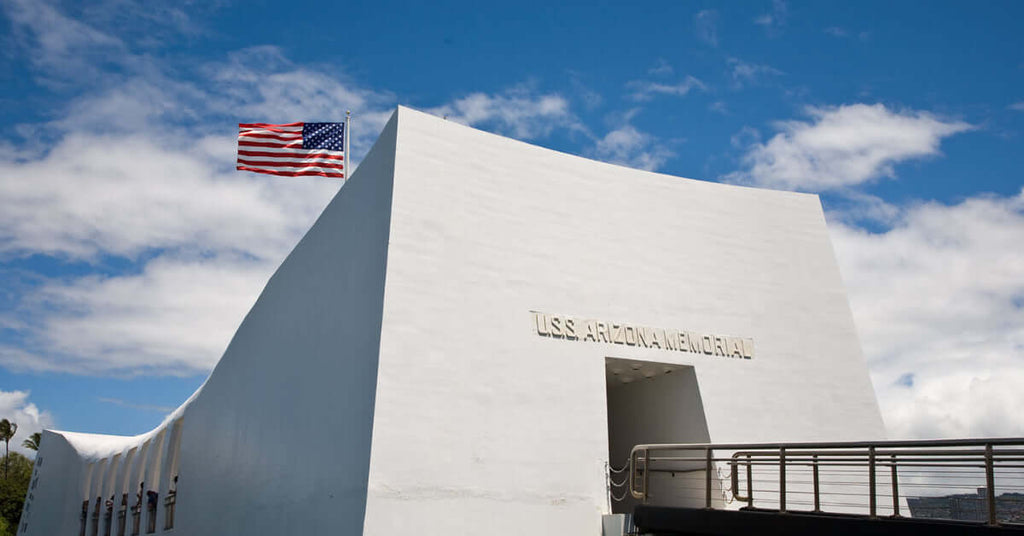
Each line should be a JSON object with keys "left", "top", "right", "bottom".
{"left": 393, "top": 104, "right": 822, "bottom": 202}
{"left": 46, "top": 381, "right": 202, "bottom": 460}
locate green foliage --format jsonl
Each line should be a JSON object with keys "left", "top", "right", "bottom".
{"left": 0, "top": 422, "right": 15, "bottom": 445}
{"left": 0, "top": 420, "right": 16, "bottom": 482}
{"left": 0, "top": 452, "right": 32, "bottom": 536}
{"left": 0, "top": 515, "right": 9, "bottom": 536}
{"left": 21, "top": 434, "right": 40, "bottom": 453}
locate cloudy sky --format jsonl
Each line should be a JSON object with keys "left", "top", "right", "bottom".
{"left": 0, "top": 0, "right": 1021, "bottom": 452}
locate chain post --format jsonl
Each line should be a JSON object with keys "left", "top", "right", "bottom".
{"left": 642, "top": 449, "right": 650, "bottom": 505}
{"left": 986, "top": 444, "right": 997, "bottom": 526}
{"left": 890, "top": 454, "right": 900, "bottom": 517}
{"left": 868, "top": 446, "right": 876, "bottom": 518}
{"left": 705, "top": 448, "right": 713, "bottom": 509}
{"left": 746, "top": 454, "right": 753, "bottom": 508}
{"left": 812, "top": 454, "right": 820, "bottom": 512}
{"left": 779, "top": 447, "right": 786, "bottom": 513}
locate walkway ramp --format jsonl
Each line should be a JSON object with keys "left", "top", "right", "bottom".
{"left": 617, "top": 438, "right": 1024, "bottom": 534}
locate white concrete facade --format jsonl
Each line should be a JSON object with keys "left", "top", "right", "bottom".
{"left": 20, "top": 106, "right": 885, "bottom": 536}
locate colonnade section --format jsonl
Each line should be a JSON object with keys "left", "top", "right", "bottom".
{"left": 69, "top": 418, "right": 184, "bottom": 536}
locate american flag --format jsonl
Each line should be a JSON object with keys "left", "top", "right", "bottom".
{"left": 237, "top": 122, "right": 346, "bottom": 178}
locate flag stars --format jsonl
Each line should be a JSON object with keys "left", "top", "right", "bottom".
{"left": 302, "top": 122, "right": 346, "bottom": 151}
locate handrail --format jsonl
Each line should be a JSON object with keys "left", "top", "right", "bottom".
{"left": 629, "top": 437, "right": 1024, "bottom": 526}
{"left": 633, "top": 437, "right": 1024, "bottom": 450}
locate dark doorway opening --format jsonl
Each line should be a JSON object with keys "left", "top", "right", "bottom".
{"left": 606, "top": 358, "right": 715, "bottom": 513}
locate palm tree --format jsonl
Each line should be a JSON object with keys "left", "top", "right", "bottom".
{"left": 22, "top": 432, "right": 41, "bottom": 452}
{"left": 0, "top": 418, "right": 16, "bottom": 479}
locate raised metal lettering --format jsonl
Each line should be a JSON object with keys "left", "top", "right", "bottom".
{"left": 729, "top": 338, "right": 743, "bottom": 358}
{"left": 611, "top": 324, "right": 625, "bottom": 344}
{"left": 535, "top": 313, "right": 549, "bottom": 336}
{"left": 564, "top": 317, "right": 577, "bottom": 339}
{"left": 664, "top": 329, "right": 679, "bottom": 351}
{"left": 714, "top": 336, "right": 726, "bottom": 356}
{"left": 651, "top": 328, "right": 664, "bottom": 349}
{"left": 532, "top": 311, "right": 753, "bottom": 360}
{"left": 688, "top": 332, "right": 701, "bottom": 353}
{"left": 550, "top": 315, "right": 563, "bottom": 337}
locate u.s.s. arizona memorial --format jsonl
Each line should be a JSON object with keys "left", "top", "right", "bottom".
{"left": 20, "top": 106, "right": 885, "bottom": 536}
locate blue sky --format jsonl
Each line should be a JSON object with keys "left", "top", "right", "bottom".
{"left": 0, "top": 0, "right": 1022, "bottom": 450}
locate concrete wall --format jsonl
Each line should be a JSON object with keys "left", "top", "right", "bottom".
{"left": 17, "top": 432, "right": 76, "bottom": 535}
{"left": 362, "top": 106, "right": 885, "bottom": 535}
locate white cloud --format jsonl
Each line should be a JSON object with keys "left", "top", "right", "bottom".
{"left": 1, "top": 256, "right": 277, "bottom": 375}
{"left": 0, "top": 132, "right": 336, "bottom": 261}
{"left": 0, "top": 390, "right": 55, "bottom": 454}
{"left": 827, "top": 191, "right": 902, "bottom": 226}
{"left": 2, "top": 0, "right": 126, "bottom": 83}
{"left": 627, "top": 76, "right": 706, "bottom": 102}
{"left": 754, "top": 0, "right": 787, "bottom": 34}
{"left": 205, "top": 46, "right": 396, "bottom": 147}
{"left": 730, "top": 125, "right": 760, "bottom": 148}
{"left": 824, "top": 26, "right": 870, "bottom": 42}
{"left": 1009, "top": 102, "right": 1024, "bottom": 112}
{"left": 830, "top": 190, "right": 1024, "bottom": 438}
{"left": 727, "top": 57, "right": 783, "bottom": 89}
{"left": 75, "top": 0, "right": 208, "bottom": 44}
{"left": 647, "top": 59, "right": 673, "bottom": 76}
{"left": 729, "top": 104, "right": 972, "bottom": 191}
{"left": 883, "top": 371, "right": 1024, "bottom": 440}
{"left": 694, "top": 10, "right": 719, "bottom": 47}
{"left": 56, "top": 75, "right": 207, "bottom": 134}
{"left": 589, "top": 119, "right": 676, "bottom": 172}
{"left": 429, "top": 87, "right": 582, "bottom": 139}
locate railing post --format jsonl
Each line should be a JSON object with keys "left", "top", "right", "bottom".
{"left": 642, "top": 448, "right": 650, "bottom": 504}
{"left": 629, "top": 449, "right": 636, "bottom": 499}
{"left": 705, "top": 448, "right": 713, "bottom": 509}
{"left": 746, "top": 454, "right": 753, "bottom": 508}
{"left": 890, "top": 454, "right": 900, "bottom": 517}
{"left": 812, "top": 454, "right": 820, "bottom": 512}
{"left": 986, "top": 444, "right": 997, "bottom": 526}
{"left": 868, "top": 446, "right": 876, "bottom": 518}
{"left": 779, "top": 447, "right": 786, "bottom": 513}
{"left": 730, "top": 457, "right": 739, "bottom": 504}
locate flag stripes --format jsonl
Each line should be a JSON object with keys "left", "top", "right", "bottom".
{"left": 235, "top": 166, "right": 345, "bottom": 178}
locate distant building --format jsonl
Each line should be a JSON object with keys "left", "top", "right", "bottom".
{"left": 20, "top": 107, "right": 886, "bottom": 535}
{"left": 908, "top": 488, "right": 1024, "bottom": 523}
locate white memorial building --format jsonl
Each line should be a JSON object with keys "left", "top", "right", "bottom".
{"left": 20, "top": 107, "right": 886, "bottom": 536}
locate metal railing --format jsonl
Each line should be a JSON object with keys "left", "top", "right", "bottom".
{"left": 628, "top": 438, "right": 1024, "bottom": 526}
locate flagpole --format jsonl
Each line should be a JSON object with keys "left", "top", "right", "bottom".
{"left": 345, "top": 110, "right": 351, "bottom": 180}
